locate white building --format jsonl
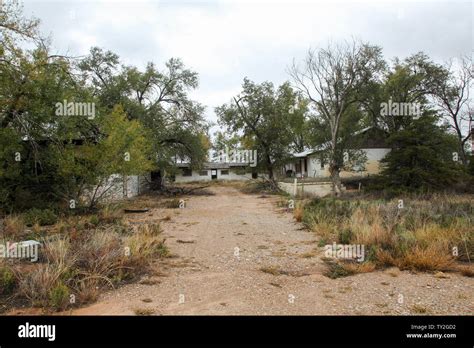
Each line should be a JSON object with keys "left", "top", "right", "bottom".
{"left": 174, "top": 162, "right": 260, "bottom": 182}
{"left": 82, "top": 173, "right": 151, "bottom": 204}
{"left": 282, "top": 127, "right": 391, "bottom": 179}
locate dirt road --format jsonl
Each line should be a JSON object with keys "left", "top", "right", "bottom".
{"left": 72, "top": 186, "right": 474, "bottom": 315}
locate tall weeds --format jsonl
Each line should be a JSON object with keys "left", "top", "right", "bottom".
{"left": 300, "top": 194, "right": 473, "bottom": 274}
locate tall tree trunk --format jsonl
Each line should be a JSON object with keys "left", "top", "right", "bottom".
{"left": 329, "top": 129, "right": 342, "bottom": 196}
{"left": 329, "top": 162, "right": 342, "bottom": 196}
{"left": 265, "top": 153, "right": 274, "bottom": 180}
{"left": 329, "top": 137, "right": 342, "bottom": 196}
{"left": 459, "top": 143, "right": 468, "bottom": 166}
{"left": 267, "top": 166, "right": 274, "bottom": 180}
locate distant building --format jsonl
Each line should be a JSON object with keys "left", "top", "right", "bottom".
{"left": 282, "top": 127, "right": 391, "bottom": 179}
{"left": 174, "top": 162, "right": 260, "bottom": 182}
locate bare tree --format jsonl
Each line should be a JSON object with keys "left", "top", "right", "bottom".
{"left": 432, "top": 56, "right": 473, "bottom": 166}
{"left": 289, "top": 39, "right": 384, "bottom": 194}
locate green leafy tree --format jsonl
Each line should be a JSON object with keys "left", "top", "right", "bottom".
{"left": 379, "top": 115, "right": 462, "bottom": 190}
{"left": 0, "top": 3, "right": 196, "bottom": 211}
{"left": 57, "top": 106, "right": 155, "bottom": 208}
{"left": 79, "top": 49, "right": 209, "bottom": 174}
{"left": 216, "top": 79, "right": 305, "bottom": 179}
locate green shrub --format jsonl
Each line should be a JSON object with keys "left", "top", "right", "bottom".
{"left": 155, "top": 240, "right": 169, "bottom": 257}
{"left": 0, "top": 267, "right": 16, "bottom": 295}
{"left": 338, "top": 229, "right": 353, "bottom": 244}
{"left": 323, "top": 260, "right": 354, "bottom": 279}
{"left": 89, "top": 215, "right": 100, "bottom": 226}
{"left": 49, "top": 282, "right": 70, "bottom": 310}
{"left": 317, "top": 238, "right": 327, "bottom": 247}
{"left": 23, "top": 208, "right": 58, "bottom": 226}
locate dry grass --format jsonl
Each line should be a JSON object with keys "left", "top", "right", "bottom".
{"left": 303, "top": 194, "right": 473, "bottom": 276}
{"left": 163, "top": 198, "right": 183, "bottom": 209}
{"left": 293, "top": 202, "right": 305, "bottom": 222}
{"left": 399, "top": 245, "right": 454, "bottom": 271}
{"left": 260, "top": 266, "right": 286, "bottom": 276}
{"left": 385, "top": 267, "right": 400, "bottom": 277}
{"left": 434, "top": 271, "right": 450, "bottom": 279}
{"left": 456, "top": 264, "right": 474, "bottom": 277}
{"left": 16, "top": 263, "right": 66, "bottom": 308}
{"left": 139, "top": 278, "right": 161, "bottom": 285}
{"left": 2, "top": 215, "right": 26, "bottom": 238}
{"left": 1, "top": 210, "right": 168, "bottom": 312}
{"left": 299, "top": 250, "right": 318, "bottom": 258}
{"left": 411, "top": 304, "right": 430, "bottom": 314}
{"left": 240, "top": 179, "right": 282, "bottom": 194}
{"left": 136, "top": 223, "right": 162, "bottom": 236}
{"left": 125, "top": 194, "right": 164, "bottom": 210}
{"left": 342, "top": 261, "right": 376, "bottom": 274}
{"left": 133, "top": 307, "right": 155, "bottom": 315}
{"left": 98, "top": 204, "right": 124, "bottom": 224}
{"left": 323, "top": 259, "right": 376, "bottom": 278}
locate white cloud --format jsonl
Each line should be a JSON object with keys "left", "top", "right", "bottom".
{"left": 23, "top": 0, "right": 472, "bottom": 132}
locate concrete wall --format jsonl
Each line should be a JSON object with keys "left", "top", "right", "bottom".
{"left": 175, "top": 170, "right": 212, "bottom": 183}
{"left": 278, "top": 181, "right": 334, "bottom": 197}
{"left": 124, "top": 173, "right": 151, "bottom": 197}
{"left": 308, "top": 156, "right": 322, "bottom": 177}
{"left": 82, "top": 173, "right": 151, "bottom": 204}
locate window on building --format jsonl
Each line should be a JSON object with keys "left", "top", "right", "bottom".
{"left": 221, "top": 170, "right": 229, "bottom": 175}
{"left": 199, "top": 170, "right": 208, "bottom": 176}
{"left": 320, "top": 157, "right": 325, "bottom": 169}
{"left": 182, "top": 168, "right": 192, "bottom": 177}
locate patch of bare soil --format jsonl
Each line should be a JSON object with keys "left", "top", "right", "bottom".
{"left": 69, "top": 186, "right": 473, "bottom": 315}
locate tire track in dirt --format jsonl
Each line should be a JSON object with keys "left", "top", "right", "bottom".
{"left": 70, "top": 186, "right": 474, "bottom": 315}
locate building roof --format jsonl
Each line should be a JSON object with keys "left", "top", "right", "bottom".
{"left": 292, "top": 149, "right": 318, "bottom": 158}
{"left": 288, "top": 126, "right": 389, "bottom": 159}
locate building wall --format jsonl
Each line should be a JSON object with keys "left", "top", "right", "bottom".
{"left": 283, "top": 148, "right": 390, "bottom": 179}
{"left": 310, "top": 148, "right": 390, "bottom": 178}
{"left": 175, "top": 170, "right": 212, "bottom": 183}
{"left": 175, "top": 168, "right": 255, "bottom": 182}
{"left": 124, "top": 173, "right": 151, "bottom": 197}
{"left": 339, "top": 148, "right": 390, "bottom": 178}
{"left": 82, "top": 173, "right": 151, "bottom": 204}
{"left": 225, "top": 169, "right": 255, "bottom": 181}
{"left": 308, "top": 156, "right": 321, "bottom": 177}
{"left": 283, "top": 156, "right": 324, "bottom": 178}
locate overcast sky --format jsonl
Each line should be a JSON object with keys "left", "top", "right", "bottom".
{"left": 23, "top": 0, "right": 472, "bottom": 130}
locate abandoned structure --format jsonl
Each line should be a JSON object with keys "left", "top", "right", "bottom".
{"left": 282, "top": 127, "right": 391, "bottom": 179}
{"left": 173, "top": 162, "right": 259, "bottom": 182}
